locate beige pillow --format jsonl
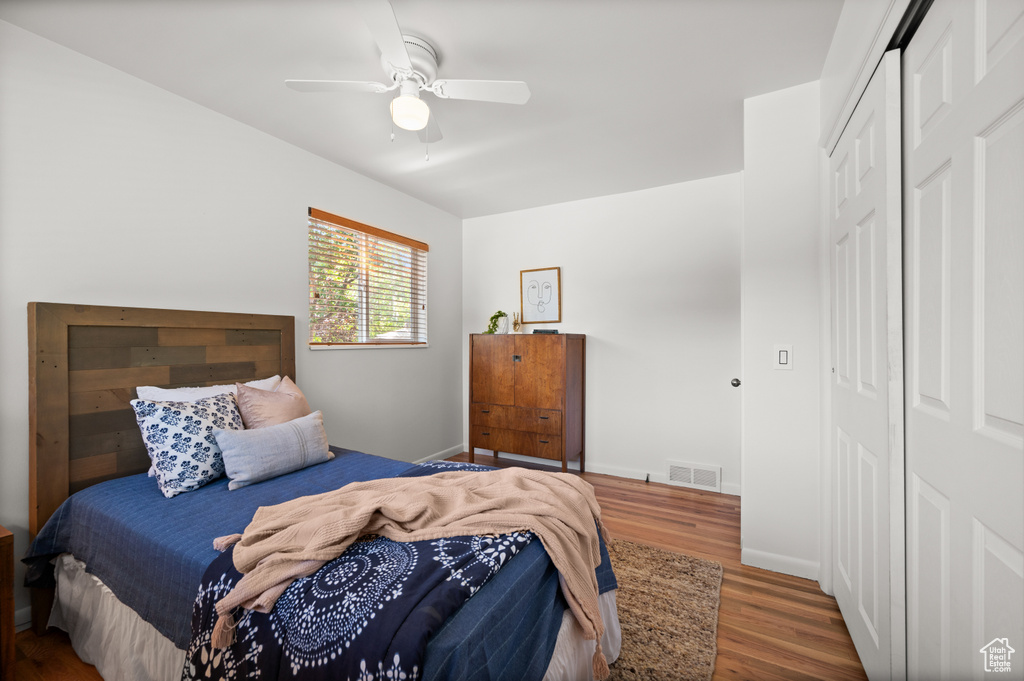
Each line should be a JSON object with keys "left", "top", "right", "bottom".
{"left": 235, "top": 376, "right": 312, "bottom": 429}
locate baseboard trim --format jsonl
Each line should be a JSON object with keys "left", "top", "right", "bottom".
{"left": 461, "top": 450, "right": 742, "bottom": 497}
{"left": 412, "top": 444, "right": 465, "bottom": 464}
{"left": 15, "top": 604, "right": 32, "bottom": 631}
{"left": 742, "top": 547, "right": 820, "bottom": 581}
{"left": 722, "top": 480, "right": 740, "bottom": 497}
{"left": 585, "top": 461, "right": 741, "bottom": 497}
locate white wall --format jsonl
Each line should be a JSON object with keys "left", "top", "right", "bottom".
{"left": 0, "top": 21, "right": 464, "bottom": 622}
{"left": 463, "top": 175, "right": 743, "bottom": 494}
{"left": 740, "top": 81, "right": 823, "bottom": 580}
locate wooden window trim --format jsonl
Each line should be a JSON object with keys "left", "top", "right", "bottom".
{"left": 308, "top": 208, "right": 428, "bottom": 347}
{"left": 308, "top": 208, "right": 429, "bottom": 253}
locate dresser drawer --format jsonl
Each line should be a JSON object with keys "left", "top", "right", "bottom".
{"left": 471, "top": 425, "right": 516, "bottom": 452}
{"left": 514, "top": 432, "right": 563, "bottom": 461}
{"left": 512, "top": 408, "right": 561, "bottom": 435}
{"left": 470, "top": 404, "right": 511, "bottom": 428}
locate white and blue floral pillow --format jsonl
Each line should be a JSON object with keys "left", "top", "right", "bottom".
{"left": 130, "top": 393, "right": 244, "bottom": 498}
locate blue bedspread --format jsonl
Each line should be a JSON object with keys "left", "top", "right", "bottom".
{"left": 408, "top": 461, "right": 618, "bottom": 680}
{"left": 24, "top": 448, "right": 413, "bottom": 648}
{"left": 24, "top": 453, "right": 617, "bottom": 681}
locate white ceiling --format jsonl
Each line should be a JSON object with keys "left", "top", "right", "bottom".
{"left": 0, "top": 0, "right": 843, "bottom": 218}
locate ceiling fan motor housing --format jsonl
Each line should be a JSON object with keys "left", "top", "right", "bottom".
{"left": 382, "top": 34, "right": 438, "bottom": 86}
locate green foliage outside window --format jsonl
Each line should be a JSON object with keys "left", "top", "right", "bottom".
{"left": 309, "top": 215, "right": 427, "bottom": 345}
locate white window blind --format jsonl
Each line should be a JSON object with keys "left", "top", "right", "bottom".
{"left": 308, "top": 208, "right": 428, "bottom": 346}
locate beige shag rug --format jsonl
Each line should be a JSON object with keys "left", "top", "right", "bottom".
{"left": 606, "top": 539, "right": 724, "bottom": 681}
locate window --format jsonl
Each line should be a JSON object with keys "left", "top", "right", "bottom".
{"left": 308, "top": 208, "right": 428, "bottom": 346}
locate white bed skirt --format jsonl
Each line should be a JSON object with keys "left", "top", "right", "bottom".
{"left": 544, "top": 591, "right": 621, "bottom": 680}
{"left": 50, "top": 554, "right": 184, "bottom": 681}
{"left": 50, "top": 554, "right": 620, "bottom": 681}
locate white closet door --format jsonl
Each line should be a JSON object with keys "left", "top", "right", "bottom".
{"left": 830, "top": 49, "right": 905, "bottom": 681}
{"left": 903, "top": 0, "right": 1024, "bottom": 679}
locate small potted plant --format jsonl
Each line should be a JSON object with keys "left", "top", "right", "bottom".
{"left": 484, "top": 310, "right": 508, "bottom": 334}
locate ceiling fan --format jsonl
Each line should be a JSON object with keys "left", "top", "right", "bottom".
{"left": 285, "top": 0, "right": 531, "bottom": 143}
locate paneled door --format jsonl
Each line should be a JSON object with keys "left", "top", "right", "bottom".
{"left": 830, "top": 49, "right": 905, "bottom": 681}
{"left": 513, "top": 334, "right": 564, "bottom": 410}
{"left": 903, "top": 1, "right": 1024, "bottom": 678}
{"left": 471, "top": 334, "right": 515, "bottom": 405}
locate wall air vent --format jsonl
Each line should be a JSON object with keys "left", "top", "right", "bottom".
{"left": 666, "top": 460, "right": 722, "bottom": 493}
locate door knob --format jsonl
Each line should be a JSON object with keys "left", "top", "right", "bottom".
{"left": 731, "top": 378, "right": 741, "bottom": 387}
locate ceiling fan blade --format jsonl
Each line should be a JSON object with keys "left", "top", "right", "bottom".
{"left": 285, "top": 79, "right": 391, "bottom": 94}
{"left": 429, "top": 80, "right": 531, "bottom": 105}
{"left": 354, "top": 0, "right": 413, "bottom": 74}
{"left": 417, "top": 114, "right": 443, "bottom": 144}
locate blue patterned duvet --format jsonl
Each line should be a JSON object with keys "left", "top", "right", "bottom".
{"left": 184, "top": 532, "right": 534, "bottom": 680}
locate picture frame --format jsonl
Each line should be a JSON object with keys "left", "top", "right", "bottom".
{"left": 520, "top": 267, "right": 561, "bottom": 324}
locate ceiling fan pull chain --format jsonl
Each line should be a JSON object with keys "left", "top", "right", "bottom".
{"left": 424, "top": 138, "right": 429, "bottom": 162}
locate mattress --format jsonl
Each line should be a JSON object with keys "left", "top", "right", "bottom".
{"left": 26, "top": 449, "right": 619, "bottom": 680}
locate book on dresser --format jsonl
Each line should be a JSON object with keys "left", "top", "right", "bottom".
{"left": 468, "top": 333, "right": 585, "bottom": 472}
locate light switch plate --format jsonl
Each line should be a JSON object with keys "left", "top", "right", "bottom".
{"left": 774, "top": 344, "right": 793, "bottom": 370}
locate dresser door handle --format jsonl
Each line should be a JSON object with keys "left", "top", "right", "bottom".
{"left": 481, "top": 410, "right": 490, "bottom": 414}
{"left": 481, "top": 432, "right": 490, "bottom": 436}
{"left": 539, "top": 416, "right": 549, "bottom": 420}
{"left": 539, "top": 439, "right": 549, "bottom": 444}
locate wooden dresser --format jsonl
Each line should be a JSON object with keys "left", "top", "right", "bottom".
{"left": 1, "top": 524, "right": 13, "bottom": 681}
{"left": 469, "top": 333, "right": 585, "bottom": 472}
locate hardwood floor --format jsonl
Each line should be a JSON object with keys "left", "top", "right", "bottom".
{"left": 12, "top": 628, "right": 102, "bottom": 681}
{"left": 455, "top": 454, "right": 867, "bottom": 681}
{"left": 14, "top": 453, "right": 866, "bottom": 680}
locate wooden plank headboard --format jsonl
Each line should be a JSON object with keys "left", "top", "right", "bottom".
{"left": 27, "top": 303, "right": 296, "bottom": 538}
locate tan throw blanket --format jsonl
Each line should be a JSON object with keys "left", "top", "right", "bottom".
{"left": 211, "top": 467, "right": 611, "bottom": 679}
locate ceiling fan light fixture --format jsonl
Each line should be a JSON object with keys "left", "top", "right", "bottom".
{"left": 390, "top": 84, "right": 429, "bottom": 131}
{"left": 288, "top": 6, "right": 529, "bottom": 143}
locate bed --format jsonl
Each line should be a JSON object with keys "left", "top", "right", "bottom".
{"left": 23, "top": 302, "right": 620, "bottom": 681}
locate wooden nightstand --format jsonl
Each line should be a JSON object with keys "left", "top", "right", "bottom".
{"left": 1, "top": 524, "right": 13, "bottom": 681}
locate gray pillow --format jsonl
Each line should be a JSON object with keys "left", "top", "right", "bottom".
{"left": 213, "top": 411, "right": 332, "bottom": 490}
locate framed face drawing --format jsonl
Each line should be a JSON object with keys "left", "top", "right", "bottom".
{"left": 520, "top": 267, "right": 561, "bottom": 324}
